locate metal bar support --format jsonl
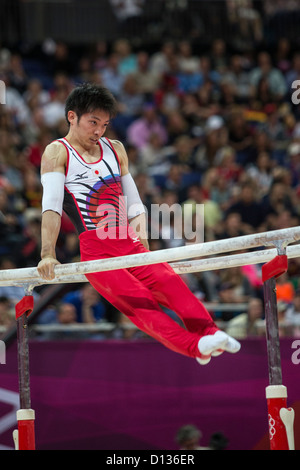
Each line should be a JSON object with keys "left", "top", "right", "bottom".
{"left": 262, "top": 248, "right": 295, "bottom": 450}
{"left": 13, "top": 286, "right": 35, "bottom": 450}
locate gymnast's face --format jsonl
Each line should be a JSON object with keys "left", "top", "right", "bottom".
{"left": 67, "top": 109, "right": 110, "bottom": 149}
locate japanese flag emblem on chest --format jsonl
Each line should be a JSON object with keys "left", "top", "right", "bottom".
{"left": 92, "top": 167, "right": 102, "bottom": 178}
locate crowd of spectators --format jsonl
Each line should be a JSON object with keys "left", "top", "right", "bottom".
{"left": 1, "top": 30, "right": 300, "bottom": 338}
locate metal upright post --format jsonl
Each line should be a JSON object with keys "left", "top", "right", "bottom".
{"left": 262, "top": 252, "right": 295, "bottom": 450}
{"left": 13, "top": 287, "right": 36, "bottom": 450}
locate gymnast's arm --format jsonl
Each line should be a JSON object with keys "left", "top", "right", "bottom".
{"left": 112, "top": 140, "right": 149, "bottom": 250}
{"left": 37, "top": 142, "right": 67, "bottom": 280}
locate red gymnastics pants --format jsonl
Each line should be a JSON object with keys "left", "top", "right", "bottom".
{"left": 79, "top": 227, "right": 218, "bottom": 358}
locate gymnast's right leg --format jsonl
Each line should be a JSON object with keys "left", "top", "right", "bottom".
{"left": 85, "top": 267, "right": 240, "bottom": 364}
{"left": 128, "top": 260, "right": 241, "bottom": 364}
{"left": 85, "top": 268, "right": 203, "bottom": 359}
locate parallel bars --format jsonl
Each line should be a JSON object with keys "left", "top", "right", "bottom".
{"left": 4, "top": 226, "right": 300, "bottom": 451}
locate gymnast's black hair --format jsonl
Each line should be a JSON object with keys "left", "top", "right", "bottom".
{"left": 65, "top": 83, "right": 118, "bottom": 125}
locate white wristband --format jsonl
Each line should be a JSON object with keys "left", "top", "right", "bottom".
{"left": 121, "top": 173, "right": 145, "bottom": 219}
{"left": 41, "top": 172, "right": 65, "bottom": 216}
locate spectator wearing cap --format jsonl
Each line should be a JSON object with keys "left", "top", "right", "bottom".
{"left": 196, "top": 115, "right": 228, "bottom": 170}
{"left": 206, "top": 115, "right": 225, "bottom": 133}
{"left": 176, "top": 57, "right": 203, "bottom": 94}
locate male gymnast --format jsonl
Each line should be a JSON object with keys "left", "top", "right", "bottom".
{"left": 37, "top": 83, "right": 241, "bottom": 365}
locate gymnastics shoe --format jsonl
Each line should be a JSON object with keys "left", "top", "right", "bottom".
{"left": 196, "top": 331, "right": 241, "bottom": 365}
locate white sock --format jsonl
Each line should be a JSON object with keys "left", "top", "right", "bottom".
{"left": 197, "top": 331, "right": 241, "bottom": 365}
